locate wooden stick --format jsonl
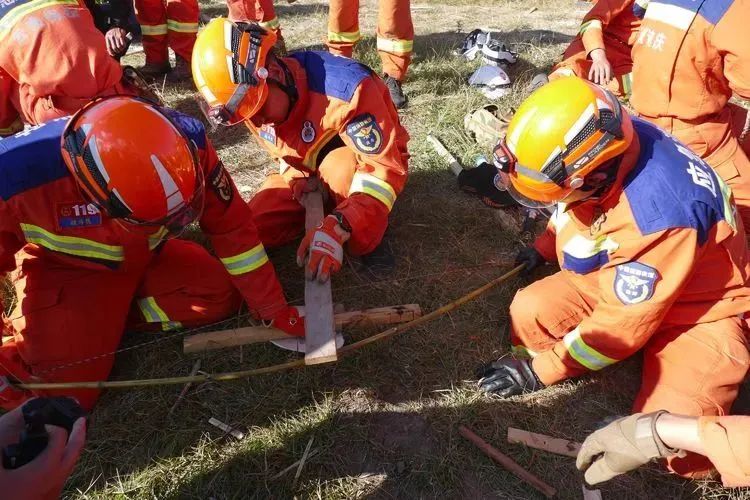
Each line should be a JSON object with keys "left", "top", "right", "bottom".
{"left": 292, "top": 436, "right": 314, "bottom": 489}
{"left": 183, "top": 305, "right": 422, "bottom": 353}
{"left": 300, "top": 186, "right": 338, "bottom": 365}
{"left": 271, "top": 449, "right": 320, "bottom": 480}
{"left": 168, "top": 359, "right": 201, "bottom": 415}
{"left": 459, "top": 425, "right": 557, "bottom": 498}
{"left": 15, "top": 265, "right": 524, "bottom": 390}
{"left": 427, "top": 134, "right": 464, "bottom": 177}
{"left": 507, "top": 428, "right": 581, "bottom": 458}
{"left": 208, "top": 417, "right": 244, "bottom": 440}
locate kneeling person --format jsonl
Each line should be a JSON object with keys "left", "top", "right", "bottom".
{"left": 192, "top": 19, "right": 409, "bottom": 283}
{"left": 477, "top": 77, "right": 750, "bottom": 478}
{"left": 0, "top": 96, "right": 302, "bottom": 410}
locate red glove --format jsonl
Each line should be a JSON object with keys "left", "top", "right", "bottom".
{"left": 268, "top": 306, "right": 305, "bottom": 337}
{"left": 296, "top": 215, "right": 344, "bottom": 283}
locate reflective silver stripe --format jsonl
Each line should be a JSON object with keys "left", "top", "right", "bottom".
{"left": 21, "top": 224, "right": 124, "bottom": 261}
{"left": 563, "top": 328, "right": 617, "bottom": 371}
{"left": 220, "top": 244, "right": 269, "bottom": 275}
{"left": 350, "top": 172, "right": 397, "bottom": 211}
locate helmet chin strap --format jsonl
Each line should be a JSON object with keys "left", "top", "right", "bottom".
{"left": 267, "top": 55, "right": 298, "bottom": 122}
{"left": 565, "top": 156, "right": 623, "bottom": 206}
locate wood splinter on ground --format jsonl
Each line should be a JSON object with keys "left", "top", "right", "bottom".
{"left": 183, "top": 304, "right": 422, "bottom": 353}
{"left": 459, "top": 425, "right": 557, "bottom": 498}
{"left": 507, "top": 427, "right": 582, "bottom": 458}
{"left": 168, "top": 359, "right": 201, "bottom": 415}
{"left": 208, "top": 417, "right": 245, "bottom": 440}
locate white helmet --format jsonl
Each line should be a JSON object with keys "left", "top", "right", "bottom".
{"left": 469, "top": 65, "right": 512, "bottom": 99}
{"left": 481, "top": 41, "right": 517, "bottom": 66}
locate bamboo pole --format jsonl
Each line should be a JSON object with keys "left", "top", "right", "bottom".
{"left": 14, "top": 264, "right": 524, "bottom": 391}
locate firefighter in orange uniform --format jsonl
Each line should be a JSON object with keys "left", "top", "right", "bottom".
{"left": 629, "top": 0, "right": 750, "bottom": 231}
{"left": 192, "top": 19, "right": 409, "bottom": 283}
{"left": 549, "top": 0, "right": 640, "bottom": 98}
{"left": 0, "top": 0, "right": 131, "bottom": 128}
{"left": 476, "top": 77, "right": 750, "bottom": 479}
{"left": 327, "top": 0, "right": 413, "bottom": 109}
{"left": 0, "top": 96, "right": 303, "bottom": 411}
{"left": 226, "top": 0, "right": 281, "bottom": 37}
{"left": 134, "top": 0, "right": 198, "bottom": 78}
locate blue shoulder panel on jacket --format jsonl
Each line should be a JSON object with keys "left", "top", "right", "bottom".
{"left": 289, "top": 51, "right": 372, "bottom": 103}
{"left": 653, "top": 0, "right": 732, "bottom": 25}
{"left": 0, "top": 119, "right": 70, "bottom": 201}
{"left": 624, "top": 118, "right": 728, "bottom": 245}
{"left": 161, "top": 107, "right": 207, "bottom": 150}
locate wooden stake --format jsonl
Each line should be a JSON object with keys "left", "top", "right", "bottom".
{"left": 183, "top": 305, "right": 422, "bottom": 353}
{"left": 427, "top": 134, "right": 464, "bottom": 177}
{"left": 300, "top": 186, "right": 338, "bottom": 365}
{"left": 208, "top": 417, "right": 244, "bottom": 440}
{"left": 459, "top": 425, "right": 557, "bottom": 498}
{"left": 168, "top": 359, "right": 201, "bottom": 415}
{"left": 507, "top": 428, "right": 581, "bottom": 458}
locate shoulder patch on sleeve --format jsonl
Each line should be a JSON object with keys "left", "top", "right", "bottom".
{"left": 345, "top": 113, "right": 383, "bottom": 154}
{"left": 613, "top": 261, "right": 660, "bottom": 305}
{"left": 208, "top": 162, "right": 234, "bottom": 205}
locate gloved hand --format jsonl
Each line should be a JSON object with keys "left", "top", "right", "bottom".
{"left": 266, "top": 306, "right": 305, "bottom": 337}
{"left": 515, "top": 246, "right": 545, "bottom": 276}
{"left": 576, "top": 411, "right": 674, "bottom": 486}
{"left": 476, "top": 358, "right": 544, "bottom": 397}
{"left": 296, "top": 216, "right": 345, "bottom": 283}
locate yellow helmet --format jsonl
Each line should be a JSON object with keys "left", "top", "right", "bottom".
{"left": 493, "top": 76, "right": 633, "bottom": 208}
{"left": 192, "top": 18, "right": 277, "bottom": 125}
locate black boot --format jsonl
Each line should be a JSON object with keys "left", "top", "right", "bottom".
{"left": 353, "top": 234, "right": 396, "bottom": 279}
{"left": 383, "top": 74, "right": 408, "bottom": 109}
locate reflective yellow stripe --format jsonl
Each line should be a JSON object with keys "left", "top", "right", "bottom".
{"left": 21, "top": 223, "right": 124, "bottom": 261}
{"left": 137, "top": 297, "right": 182, "bottom": 331}
{"left": 563, "top": 327, "right": 617, "bottom": 371}
{"left": 328, "top": 30, "right": 361, "bottom": 43}
{"left": 621, "top": 72, "right": 633, "bottom": 99}
{"left": 220, "top": 244, "right": 269, "bottom": 275}
{"left": 258, "top": 16, "right": 280, "bottom": 30}
{"left": 562, "top": 234, "right": 618, "bottom": 259}
{"left": 579, "top": 19, "right": 602, "bottom": 34}
{"left": 140, "top": 23, "right": 168, "bottom": 35}
{"left": 148, "top": 226, "right": 169, "bottom": 251}
{"left": 0, "top": 0, "right": 79, "bottom": 38}
{"left": 376, "top": 37, "right": 413, "bottom": 54}
{"left": 166, "top": 20, "right": 198, "bottom": 33}
{"left": 511, "top": 345, "right": 539, "bottom": 358}
{"left": 349, "top": 172, "right": 397, "bottom": 211}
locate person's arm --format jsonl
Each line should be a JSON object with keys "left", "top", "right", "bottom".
{"left": 712, "top": 1, "right": 750, "bottom": 100}
{"left": 336, "top": 76, "right": 409, "bottom": 256}
{"left": 579, "top": 0, "right": 634, "bottom": 84}
{"left": 531, "top": 226, "right": 702, "bottom": 386}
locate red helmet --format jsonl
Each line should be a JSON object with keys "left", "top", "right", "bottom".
{"left": 60, "top": 96, "right": 204, "bottom": 233}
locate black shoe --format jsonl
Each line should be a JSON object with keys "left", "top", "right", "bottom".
{"left": 384, "top": 74, "right": 408, "bottom": 109}
{"left": 352, "top": 235, "right": 396, "bottom": 279}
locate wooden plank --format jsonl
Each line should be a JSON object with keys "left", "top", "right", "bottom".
{"left": 507, "top": 428, "right": 581, "bottom": 458}
{"left": 300, "top": 187, "right": 338, "bottom": 365}
{"left": 183, "top": 305, "right": 423, "bottom": 354}
{"left": 459, "top": 425, "right": 557, "bottom": 498}
{"left": 427, "top": 134, "right": 464, "bottom": 177}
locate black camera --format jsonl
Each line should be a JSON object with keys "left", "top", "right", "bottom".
{"left": 2, "top": 397, "right": 86, "bottom": 470}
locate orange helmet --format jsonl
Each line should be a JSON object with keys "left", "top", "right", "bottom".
{"left": 493, "top": 77, "right": 634, "bottom": 208}
{"left": 60, "top": 96, "right": 204, "bottom": 233}
{"left": 192, "top": 18, "right": 277, "bottom": 125}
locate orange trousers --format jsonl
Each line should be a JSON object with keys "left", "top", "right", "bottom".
{"left": 249, "top": 147, "right": 377, "bottom": 256}
{"left": 226, "top": 0, "right": 280, "bottom": 32}
{"left": 509, "top": 272, "right": 750, "bottom": 478}
{"left": 327, "top": 0, "right": 413, "bottom": 81}
{"left": 134, "top": 0, "right": 199, "bottom": 64}
{"left": 549, "top": 38, "right": 633, "bottom": 98}
{"left": 0, "top": 240, "right": 241, "bottom": 411}
{"left": 641, "top": 104, "right": 750, "bottom": 234}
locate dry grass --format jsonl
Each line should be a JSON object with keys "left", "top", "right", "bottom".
{"left": 59, "top": 0, "right": 749, "bottom": 498}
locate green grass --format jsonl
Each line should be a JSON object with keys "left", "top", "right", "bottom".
{"left": 62, "top": 0, "right": 749, "bottom": 498}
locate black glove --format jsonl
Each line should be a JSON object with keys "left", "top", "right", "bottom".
{"left": 476, "top": 358, "right": 544, "bottom": 397}
{"left": 457, "top": 162, "right": 518, "bottom": 209}
{"left": 515, "top": 246, "right": 545, "bottom": 276}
